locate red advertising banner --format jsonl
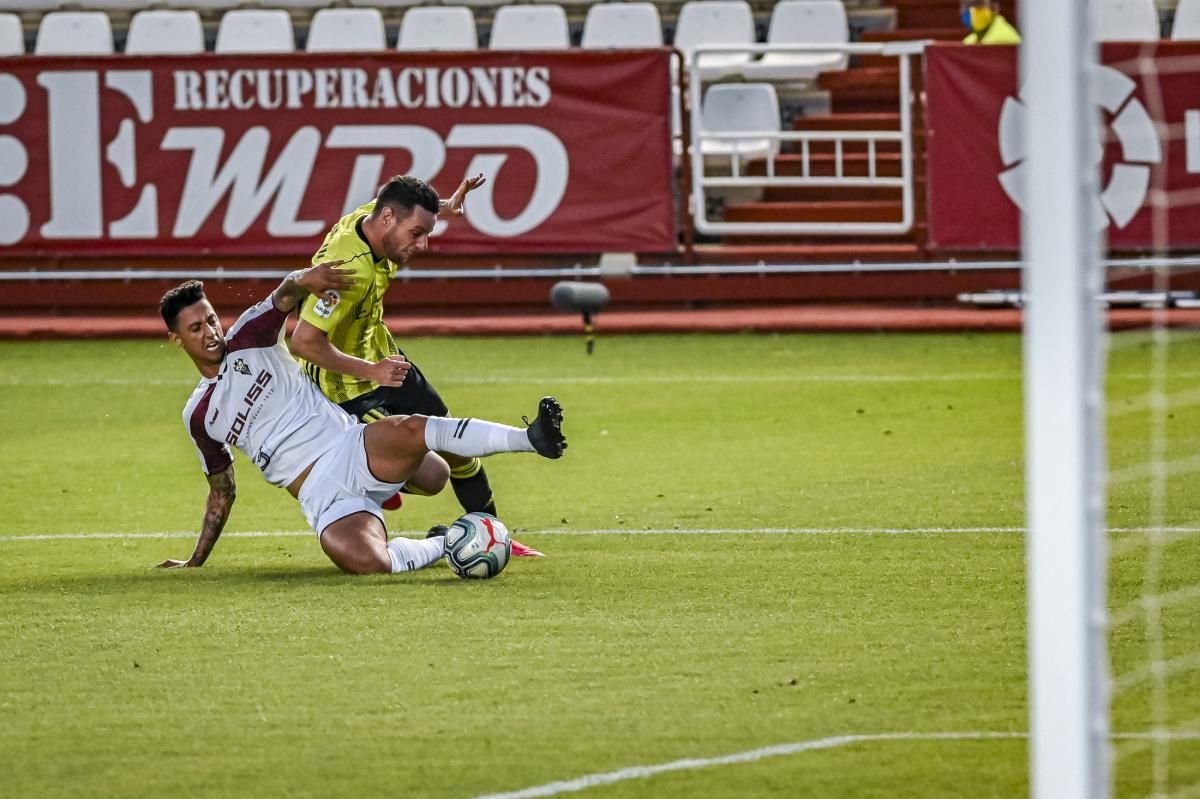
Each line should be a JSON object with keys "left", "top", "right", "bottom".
{"left": 0, "top": 51, "right": 675, "bottom": 257}
{"left": 925, "top": 43, "right": 1200, "bottom": 251}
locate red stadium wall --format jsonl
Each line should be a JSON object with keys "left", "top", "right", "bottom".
{"left": 0, "top": 51, "right": 675, "bottom": 257}
{"left": 5, "top": 43, "right": 1200, "bottom": 321}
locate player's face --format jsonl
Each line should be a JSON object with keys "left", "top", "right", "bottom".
{"left": 380, "top": 206, "right": 438, "bottom": 265}
{"left": 170, "top": 299, "right": 226, "bottom": 366}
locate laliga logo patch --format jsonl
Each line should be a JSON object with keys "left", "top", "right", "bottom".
{"left": 313, "top": 290, "right": 339, "bottom": 319}
{"left": 997, "top": 64, "right": 1162, "bottom": 229}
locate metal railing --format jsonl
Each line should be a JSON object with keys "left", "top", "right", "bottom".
{"left": 3, "top": 256, "right": 1199, "bottom": 282}
{"left": 686, "top": 41, "right": 928, "bottom": 237}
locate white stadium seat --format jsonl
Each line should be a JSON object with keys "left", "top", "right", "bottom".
{"left": 35, "top": 11, "right": 113, "bottom": 55}
{"left": 397, "top": 6, "right": 477, "bottom": 51}
{"left": 674, "top": 0, "right": 755, "bottom": 79}
{"left": 126, "top": 10, "right": 204, "bottom": 55}
{"left": 742, "top": 0, "right": 848, "bottom": 81}
{"left": 699, "top": 82, "right": 781, "bottom": 161}
{"left": 215, "top": 9, "right": 294, "bottom": 54}
{"left": 581, "top": 2, "right": 662, "bottom": 49}
{"left": 489, "top": 4, "right": 569, "bottom": 50}
{"left": 1172, "top": 0, "right": 1200, "bottom": 40}
{"left": 1092, "top": 0, "right": 1160, "bottom": 41}
{"left": 306, "top": 8, "right": 386, "bottom": 52}
{"left": 0, "top": 13, "right": 23, "bottom": 55}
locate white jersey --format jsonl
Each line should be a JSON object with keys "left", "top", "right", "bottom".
{"left": 181, "top": 297, "right": 358, "bottom": 488}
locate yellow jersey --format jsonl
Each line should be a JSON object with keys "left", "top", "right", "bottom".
{"left": 296, "top": 201, "right": 401, "bottom": 404}
{"left": 964, "top": 15, "right": 1021, "bottom": 45}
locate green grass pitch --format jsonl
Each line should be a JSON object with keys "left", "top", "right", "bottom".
{"left": 0, "top": 331, "right": 1197, "bottom": 798}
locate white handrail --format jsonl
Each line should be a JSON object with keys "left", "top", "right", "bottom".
{"left": 687, "top": 41, "right": 928, "bottom": 237}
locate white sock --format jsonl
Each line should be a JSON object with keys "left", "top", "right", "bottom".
{"left": 423, "top": 416, "right": 534, "bottom": 458}
{"left": 385, "top": 536, "right": 445, "bottom": 574}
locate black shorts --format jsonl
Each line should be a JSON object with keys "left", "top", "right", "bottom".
{"left": 337, "top": 355, "right": 450, "bottom": 421}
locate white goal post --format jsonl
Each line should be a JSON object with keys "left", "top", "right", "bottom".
{"left": 1021, "top": 0, "right": 1110, "bottom": 798}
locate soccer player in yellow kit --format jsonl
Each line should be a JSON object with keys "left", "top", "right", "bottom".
{"left": 290, "top": 174, "right": 544, "bottom": 557}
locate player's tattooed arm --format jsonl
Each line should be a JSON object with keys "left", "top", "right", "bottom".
{"left": 439, "top": 173, "right": 486, "bottom": 218}
{"left": 157, "top": 466, "right": 236, "bottom": 569}
{"left": 271, "top": 260, "right": 355, "bottom": 315}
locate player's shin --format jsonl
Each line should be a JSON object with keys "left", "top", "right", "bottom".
{"left": 384, "top": 536, "right": 445, "bottom": 573}
{"left": 423, "top": 416, "right": 535, "bottom": 457}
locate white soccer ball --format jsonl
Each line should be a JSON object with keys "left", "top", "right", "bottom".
{"left": 445, "top": 512, "right": 512, "bottom": 579}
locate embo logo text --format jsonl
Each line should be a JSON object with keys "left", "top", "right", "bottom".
{"left": 0, "top": 69, "right": 569, "bottom": 245}
{"left": 997, "top": 64, "right": 1162, "bottom": 230}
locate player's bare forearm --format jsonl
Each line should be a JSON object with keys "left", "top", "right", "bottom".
{"left": 159, "top": 468, "right": 236, "bottom": 569}
{"left": 271, "top": 260, "right": 354, "bottom": 314}
{"left": 290, "top": 321, "right": 377, "bottom": 382}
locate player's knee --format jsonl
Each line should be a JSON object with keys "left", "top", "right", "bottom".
{"left": 395, "top": 414, "right": 430, "bottom": 452}
{"left": 330, "top": 546, "right": 391, "bottom": 575}
{"left": 408, "top": 452, "right": 450, "bottom": 496}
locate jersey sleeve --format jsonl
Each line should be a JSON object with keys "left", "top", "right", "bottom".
{"left": 183, "top": 386, "right": 233, "bottom": 476}
{"left": 225, "top": 297, "right": 289, "bottom": 354}
{"left": 298, "top": 257, "right": 371, "bottom": 334}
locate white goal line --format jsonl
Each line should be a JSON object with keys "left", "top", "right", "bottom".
{"left": 470, "top": 730, "right": 1200, "bottom": 799}
{"left": 2, "top": 527, "right": 1199, "bottom": 543}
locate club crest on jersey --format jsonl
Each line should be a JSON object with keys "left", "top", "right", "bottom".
{"left": 313, "top": 291, "right": 340, "bottom": 319}
{"left": 233, "top": 359, "right": 251, "bottom": 376}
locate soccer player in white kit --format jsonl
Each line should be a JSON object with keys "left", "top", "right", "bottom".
{"left": 157, "top": 261, "right": 566, "bottom": 575}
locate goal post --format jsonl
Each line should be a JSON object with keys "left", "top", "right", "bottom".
{"left": 1020, "top": 0, "right": 1110, "bottom": 797}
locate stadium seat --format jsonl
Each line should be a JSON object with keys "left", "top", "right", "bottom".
{"left": 698, "top": 82, "right": 780, "bottom": 160}
{"left": 125, "top": 10, "right": 204, "bottom": 55}
{"left": 396, "top": 6, "right": 477, "bottom": 51}
{"left": 742, "top": 0, "right": 848, "bottom": 81}
{"left": 674, "top": 0, "right": 756, "bottom": 80}
{"left": 1092, "top": 0, "right": 1160, "bottom": 41}
{"left": 306, "top": 8, "right": 385, "bottom": 52}
{"left": 1172, "top": 0, "right": 1200, "bottom": 39}
{"left": 34, "top": 11, "right": 113, "bottom": 55}
{"left": 215, "top": 9, "right": 294, "bottom": 54}
{"left": 489, "top": 4, "right": 569, "bottom": 50}
{"left": 0, "top": 13, "right": 22, "bottom": 56}
{"left": 581, "top": 2, "right": 663, "bottom": 49}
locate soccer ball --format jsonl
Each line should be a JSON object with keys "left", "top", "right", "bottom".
{"left": 444, "top": 512, "right": 512, "bottom": 579}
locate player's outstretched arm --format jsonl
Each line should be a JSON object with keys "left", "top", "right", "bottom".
{"left": 270, "top": 260, "right": 355, "bottom": 315}
{"left": 158, "top": 467, "right": 237, "bottom": 569}
{"left": 291, "top": 321, "right": 413, "bottom": 388}
{"left": 439, "top": 173, "right": 486, "bottom": 218}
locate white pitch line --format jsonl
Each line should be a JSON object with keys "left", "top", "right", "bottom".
{"left": 472, "top": 730, "right": 1200, "bottom": 799}
{"left": 2, "top": 527, "right": 1198, "bottom": 543}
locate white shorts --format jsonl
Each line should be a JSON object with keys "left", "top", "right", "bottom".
{"left": 296, "top": 425, "right": 406, "bottom": 537}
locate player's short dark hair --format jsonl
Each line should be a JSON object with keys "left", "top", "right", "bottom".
{"left": 374, "top": 175, "right": 440, "bottom": 219}
{"left": 160, "top": 280, "right": 207, "bottom": 331}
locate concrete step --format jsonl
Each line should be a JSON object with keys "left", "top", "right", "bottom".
{"left": 745, "top": 153, "right": 905, "bottom": 178}
{"left": 693, "top": 242, "right": 924, "bottom": 262}
{"left": 860, "top": 27, "right": 964, "bottom": 41}
{"left": 724, "top": 199, "right": 906, "bottom": 224}
{"left": 791, "top": 112, "right": 900, "bottom": 131}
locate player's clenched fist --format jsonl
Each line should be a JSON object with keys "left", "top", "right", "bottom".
{"left": 367, "top": 354, "right": 411, "bottom": 387}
